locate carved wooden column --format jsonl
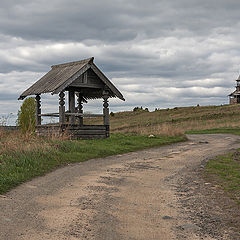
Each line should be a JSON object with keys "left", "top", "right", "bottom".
{"left": 35, "top": 94, "right": 41, "bottom": 126}
{"left": 77, "top": 93, "right": 83, "bottom": 126}
{"left": 103, "top": 91, "right": 110, "bottom": 137}
{"left": 68, "top": 90, "right": 75, "bottom": 124}
{"left": 59, "top": 91, "right": 65, "bottom": 125}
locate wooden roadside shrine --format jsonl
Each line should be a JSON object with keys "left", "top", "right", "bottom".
{"left": 18, "top": 57, "right": 125, "bottom": 139}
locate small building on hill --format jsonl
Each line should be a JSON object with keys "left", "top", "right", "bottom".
{"left": 19, "top": 57, "right": 125, "bottom": 139}
{"left": 229, "top": 75, "right": 240, "bottom": 104}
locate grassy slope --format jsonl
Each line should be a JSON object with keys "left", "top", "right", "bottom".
{"left": 86, "top": 104, "right": 240, "bottom": 135}
{"left": 0, "top": 133, "right": 186, "bottom": 194}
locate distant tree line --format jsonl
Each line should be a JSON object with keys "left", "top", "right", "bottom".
{"left": 133, "top": 106, "right": 149, "bottom": 112}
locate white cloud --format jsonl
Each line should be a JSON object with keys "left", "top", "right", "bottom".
{"left": 0, "top": 0, "right": 239, "bottom": 124}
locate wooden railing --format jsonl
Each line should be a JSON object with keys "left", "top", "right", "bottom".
{"left": 38, "top": 113, "right": 103, "bottom": 118}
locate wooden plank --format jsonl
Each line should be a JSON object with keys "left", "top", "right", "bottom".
{"left": 36, "top": 123, "right": 108, "bottom": 139}
{"left": 39, "top": 113, "right": 59, "bottom": 117}
{"left": 68, "top": 130, "right": 106, "bottom": 135}
{"left": 65, "top": 113, "right": 83, "bottom": 116}
{"left": 67, "top": 125, "right": 106, "bottom": 130}
{"left": 70, "top": 83, "right": 103, "bottom": 89}
{"left": 64, "top": 113, "right": 103, "bottom": 117}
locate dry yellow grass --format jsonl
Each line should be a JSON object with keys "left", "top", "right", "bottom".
{"left": 0, "top": 129, "right": 52, "bottom": 154}
{"left": 2, "top": 104, "right": 239, "bottom": 150}
{"left": 85, "top": 104, "right": 240, "bottom": 136}
{"left": 113, "top": 123, "right": 184, "bottom": 136}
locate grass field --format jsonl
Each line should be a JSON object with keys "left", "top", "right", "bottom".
{"left": 1, "top": 104, "right": 240, "bottom": 199}
{"left": 0, "top": 130, "right": 186, "bottom": 194}
{"left": 186, "top": 127, "right": 240, "bottom": 135}
{"left": 86, "top": 104, "right": 240, "bottom": 135}
{"left": 205, "top": 151, "right": 240, "bottom": 205}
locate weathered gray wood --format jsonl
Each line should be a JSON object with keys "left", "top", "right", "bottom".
{"left": 64, "top": 113, "right": 103, "bottom": 117}
{"left": 40, "top": 112, "right": 102, "bottom": 118}
{"left": 65, "top": 113, "right": 82, "bottom": 116}
{"left": 103, "top": 92, "right": 109, "bottom": 126}
{"left": 70, "top": 69, "right": 104, "bottom": 89}
{"left": 19, "top": 58, "right": 126, "bottom": 140}
{"left": 53, "top": 64, "right": 91, "bottom": 94}
{"left": 35, "top": 94, "right": 41, "bottom": 126}
{"left": 68, "top": 89, "right": 75, "bottom": 124}
{"left": 36, "top": 124, "right": 107, "bottom": 139}
{"left": 19, "top": 57, "right": 125, "bottom": 103}
{"left": 103, "top": 108, "right": 109, "bottom": 125}
{"left": 77, "top": 93, "right": 83, "bottom": 126}
{"left": 68, "top": 125, "right": 106, "bottom": 130}
{"left": 39, "top": 113, "right": 59, "bottom": 117}
{"left": 70, "top": 129, "right": 105, "bottom": 135}
{"left": 59, "top": 92, "right": 65, "bottom": 124}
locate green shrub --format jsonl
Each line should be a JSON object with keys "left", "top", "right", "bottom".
{"left": 17, "top": 97, "right": 36, "bottom": 133}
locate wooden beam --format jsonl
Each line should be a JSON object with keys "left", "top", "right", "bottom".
{"left": 65, "top": 113, "right": 103, "bottom": 117}
{"left": 59, "top": 92, "right": 65, "bottom": 125}
{"left": 103, "top": 91, "right": 110, "bottom": 137}
{"left": 39, "top": 113, "right": 59, "bottom": 117}
{"left": 77, "top": 93, "right": 83, "bottom": 126}
{"left": 35, "top": 94, "right": 41, "bottom": 126}
{"left": 68, "top": 90, "right": 75, "bottom": 124}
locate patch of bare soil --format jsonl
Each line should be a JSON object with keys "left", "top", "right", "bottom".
{"left": 0, "top": 134, "right": 239, "bottom": 240}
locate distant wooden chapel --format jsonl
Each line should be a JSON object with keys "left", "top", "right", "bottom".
{"left": 19, "top": 57, "right": 125, "bottom": 139}
{"left": 229, "top": 75, "right": 240, "bottom": 104}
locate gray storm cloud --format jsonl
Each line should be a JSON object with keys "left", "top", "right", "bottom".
{"left": 0, "top": 0, "right": 240, "bottom": 123}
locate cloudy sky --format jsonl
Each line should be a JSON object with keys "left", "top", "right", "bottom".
{"left": 1, "top": 0, "right": 240, "bottom": 124}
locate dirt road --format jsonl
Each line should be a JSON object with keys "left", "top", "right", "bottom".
{"left": 0, "top": 134, "right": 240, "bottom": 240}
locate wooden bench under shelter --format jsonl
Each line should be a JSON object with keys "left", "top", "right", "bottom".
{"left": 18, "top": 57, "right": 125, "bottom": 139}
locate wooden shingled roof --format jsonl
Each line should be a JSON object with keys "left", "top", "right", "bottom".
{"left": 19, "top": 57, "right": 125, "bottom": 101}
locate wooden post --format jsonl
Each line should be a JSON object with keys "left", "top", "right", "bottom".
{"left": 35, "top": 94, "right": 41, "bottom": 126}
{"left": 77, "top": 93, "right": 83, "bottom": 126}
{"left": 68, "top": 90, "right": 75, "bottom": 124}
{"left": 59, "top": 91, "right": 65, "bottom": 125}
{"left": 103, "top": 92, "right": 110, "bottom": 137}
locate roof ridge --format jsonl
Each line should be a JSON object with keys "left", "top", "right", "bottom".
{"left": 51, "top": 57, "right": 94, "bottom": 69}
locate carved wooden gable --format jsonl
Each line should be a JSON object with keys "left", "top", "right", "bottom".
{"left": 69, "top": 68, "right": 104, "bottom": 89}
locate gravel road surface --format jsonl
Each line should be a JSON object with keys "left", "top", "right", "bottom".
{"left": 0, "top": 134, "right": 240, "bottom": 240}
